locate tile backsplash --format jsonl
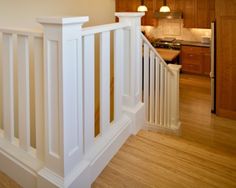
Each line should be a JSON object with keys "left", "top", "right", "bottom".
{"left": 142, "top": 19, "right": 211, "bottom": 42}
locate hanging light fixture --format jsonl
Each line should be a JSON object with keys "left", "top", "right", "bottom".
{"left": 160, "top": 0, "right": 170, "bottom": 12}
{"left": 137, "top": 0, "right": 148, "bottom": 12}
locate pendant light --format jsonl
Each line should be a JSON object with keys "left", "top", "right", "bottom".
{"left": 137, "top": 0, "right": 148, "bottom": 12}
{"left": 160, "top": 0, "right": 170, "bottom": 13}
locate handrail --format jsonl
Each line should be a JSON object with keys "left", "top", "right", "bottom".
{"left": 82, "top": 22, "right": 130, "bottom": 36}
{"left": 141, "top": 33, "right": 174, "bottom": 75}
{"left": 0, "top": 27, "right": 43, "bottom": 37}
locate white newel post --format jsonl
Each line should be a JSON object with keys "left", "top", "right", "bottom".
{"left": 37, "top": 17, "right": 89, "bottom": 187}
{"left": 168, "top": 64, "right": 181, "bottom": 131}
{"left": 115, "top": 12, "right": 145, "bottom": 134}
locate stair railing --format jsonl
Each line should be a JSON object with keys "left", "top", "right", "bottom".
{"left": 141, "top": 34, "right": 181, "bottom": 133}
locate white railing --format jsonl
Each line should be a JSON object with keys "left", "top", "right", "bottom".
{"left": 0, "top": 12, "right": 181, "bottom": 187}
{"left": 141, "top": 34, "right": 181, "bottom": 133}
{"left": 0, "top": 28, "right": 44, "bottom": 159}
{"left": 0, "top": 13, "right": 145, "bottom": 188}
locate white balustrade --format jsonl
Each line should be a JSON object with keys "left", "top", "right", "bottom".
{"left": 0, "top": 12, "right": 182, "bottom": 188}
{"left": 0, "top": 28, "right": 44, "bottom": 153}
{"left": 141, "top": 34, "right": 181, "bottom": 132}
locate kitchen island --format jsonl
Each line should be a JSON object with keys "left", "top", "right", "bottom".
{"left": 156, "top": 48, "right": 180, "bottom": 63}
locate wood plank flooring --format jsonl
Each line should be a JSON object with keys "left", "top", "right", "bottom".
{"left": 179, "top": 74, "right": 236, "bottom": 155}
{"left": 0, "top": 171, "right": 21, "bottom": 188}
{"left": 92, "top": 74, "right": 236, "bottom": 188}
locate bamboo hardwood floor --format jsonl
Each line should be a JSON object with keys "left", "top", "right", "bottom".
{"left": 92, "top": 73, "right": 236, "bottom": 188}
{"left": 0, "top": 171, "right": 21, "bottom": 188}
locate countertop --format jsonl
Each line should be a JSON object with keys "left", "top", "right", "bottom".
{"left": 180, "top": 40, "right": 210, "bottom": 48}
{"left": 156, "top": 48, "right": 180, "bottom": 62}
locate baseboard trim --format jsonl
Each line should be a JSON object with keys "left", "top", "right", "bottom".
{"left": 0, "top": 141, "right": 43, "bottom": 188}
{"left": 144, "top": 122, "right": 181, "bottom": 136}
{"left": 88, "top": 115, "right": 132, "bottom": 183}
{"left": 0, "top": 115, "right": 134, "bottom": 188}
{"left": 123, "top": 102, "right": 145, "bottom": 135}
{"left": 37, "top": 115, "right": 132, "bottom": 188}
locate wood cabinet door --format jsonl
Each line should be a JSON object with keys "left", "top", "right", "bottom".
{"left": 183, "top": 0, "right": 196, "bottom": 28}
{"left": 142, "top": 0, "right": 158, "bottom": 26}
{"left": 209, "top": 0, "right": 215, "bottom": 22}
{"left": 116, "top": 0, "right": 139, "bottom": 12}
{"left": 196, "top": 0, "right": 210, "bottom": 28}
{"left": 167, "top": 0, "right": 184, "bottom": 11}
{"left": 216, "top": 0, "right": 236, "bottom": 120}
{"left": 181, "top": 46, "right": 203, "bottom": 74}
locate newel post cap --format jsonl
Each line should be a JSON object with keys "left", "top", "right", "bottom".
{"left": 168, "top": 64, "right": 182, "bottom": 72}
{"left": 115, "top": 12, "right": 145, "bottom": 18}
{"left": 37, "top": 16, "right": 89, "bottom": 25}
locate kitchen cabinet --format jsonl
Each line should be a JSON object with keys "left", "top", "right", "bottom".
{"left": 115, "top": 0, "right": 138, "bottom": 12}
{"left": 182, "top": 0, "right": 196, "bottom": 28}
{"left": 181, "top": 45, "right": 210, "bottom": 75}
{"left": 142, "top": 0, "right": 158, "bottom": 26}
{"left": 116, "top": 0, "right": 215, "bottom": 28}
{"left": 181, "top": 0, "right": 215, "bottom": 28}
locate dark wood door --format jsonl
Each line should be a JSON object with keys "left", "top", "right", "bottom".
{"left": 216, "top": 0, "right": 236, "bottom": 120}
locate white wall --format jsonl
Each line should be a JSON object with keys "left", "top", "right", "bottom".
{"left": 0, "top": 0, "right": 115, "bottom": 29}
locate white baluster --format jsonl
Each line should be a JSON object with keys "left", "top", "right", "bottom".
{"left": 84, "top": 34, "right": 95, "bottom": 152}
{"left": 114, "top": 29, "right": 124, "bottom": 121}
{"left": 160, "top": 63, "right": 164, "bottom": 126}
{"left": 149, "top": 50, "right": 155, "bottom": 123}
{"left": 17, "top": 34, "right": 30, "bottom": 151}
{"left": 167, "top": 71, "right": 171, "bottom": 128}
{"left": 100, "top": 31, "right": 110, "bottom": 134}
{"left": 34, "top": 36, "right": 44, "bottom": 160}
{"left": 144, "top": 43, "right": 149, "bottom": 122}
{"left": 164, "top": 68, "right": 168, "bottom": 127}
{"left": 2, "top": 33, "right": 14, "bottom": 142}
{"left": 155, "top": 57, "right": 160, "bottom": 125}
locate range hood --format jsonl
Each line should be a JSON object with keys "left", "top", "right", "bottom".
{"left": 155, "top": 11, "right": 183, "bottom": 19}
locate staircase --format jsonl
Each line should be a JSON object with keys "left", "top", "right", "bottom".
{"left": 141, "top": 34, "right": 181, "bottom": 134}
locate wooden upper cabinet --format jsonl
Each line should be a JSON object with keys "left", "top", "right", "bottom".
{"left": 209, "top": 0, "right": 215, "bottom": 22}
{"left": 115, "top": 0, "right": 215, "bottom": 28}
{"left": 142, "top": 0, "right": 158, "bottom": 26}
{"left": 182, "top": 0, "right": 196, "bottom": 28}
{"left": 199, "top": 0, "right": 215, "bottom": 27}
{"left": 182, "top": 0, "right": 215, "bottom": 28}
{"left": 196, "top": 0, "right": 212, "bottom": 28}
{"left": 116, "top": 0, "right": 138, "bottom": 12}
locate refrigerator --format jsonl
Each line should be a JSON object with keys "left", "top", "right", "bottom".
{"left": 210, "top": 21, "right": 216, "bottom": 113}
